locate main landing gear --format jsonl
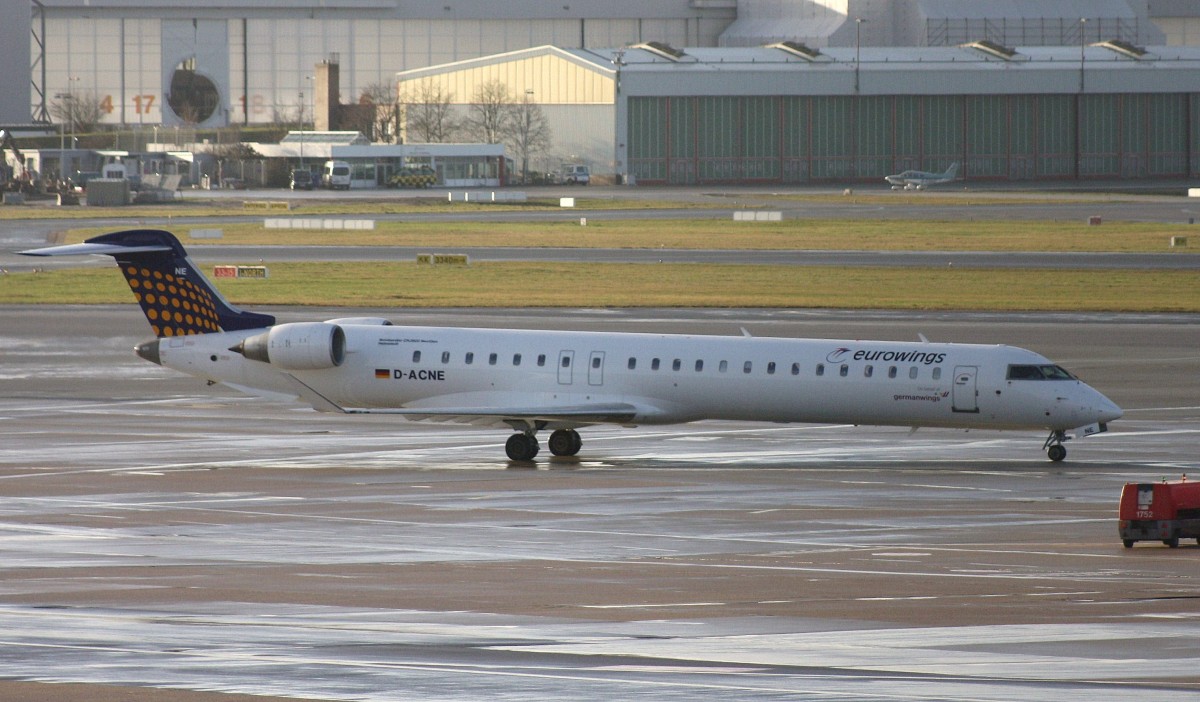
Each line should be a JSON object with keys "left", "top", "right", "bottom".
{"left": 505, "top": 429, "right": 583, "bottom": 461}
{"left": 1043, "top": 430, "right": 1068, "bottom": 462}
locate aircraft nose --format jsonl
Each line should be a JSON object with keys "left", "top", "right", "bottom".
{"left": 1098, "top": 397, "right": 1123, "bottom": 424}
{"left": 1090, "top": 388, "right": 1123, "bottom": 424}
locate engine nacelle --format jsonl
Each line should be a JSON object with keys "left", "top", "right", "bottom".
{"left": 236, "top": 322, "right": 346, "bottom": 370}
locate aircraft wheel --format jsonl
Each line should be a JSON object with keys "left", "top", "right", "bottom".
{"left": 1047, "top": 444, "right": 1067, "bottom": 462}
{"left": 548, "top": 429, "right": 582, "bottom": 457}
{"left": 1164, "top": 536, "right": 1180, "bottom": 548}
{"left": 505, "top": 434, "right": 539, "bottom": 461}
{"left": 1122, "top": 539, "right": 1134, "bottom": 549}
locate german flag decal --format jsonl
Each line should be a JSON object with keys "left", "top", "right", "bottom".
{"left": 375, "top": 368, "right": 390, "bottom": 379}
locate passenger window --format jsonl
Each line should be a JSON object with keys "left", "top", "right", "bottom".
{"left": 628, "top": 357, "right": 636, "bottom": 370}
{"left": 909, "top": 366, "right": 918, "bottom": 379}
{"left": 932, "top": 367, "right": 941, "bottom": 380}
{"left": 412, "top": 350, "right": 421, "bottom": 363}
{"left": 465, "top": 352, "right": 474, "bottom": 365}
{"left": 888, "top": 366, "right": 897, "bottom": 378}
{"left": 513, "top": 354, "right": 522, "bottom": 366}
{"left": 651, "top": 358, "right": 660, "bottom": 371}
{"left": 839, "top": 364, "right": 848, "bottom": 377}
{"left": 695, "top": 360, "right": 704, "bottom": 372}
{"left": 744, "top": 361, "right": 752, "bottom": 374}
{"left": 537, "top": 354, "right": 546, "bottom": 367}
{"left": 816, "top": 363, "right": 825, "bottom": 376}
{"left": 864, "top": 365, "right": 873, "bottom": 378}
{"left": 441, "top": 351, "right": 450, "bottom": 364}
{"left": 488, "top": 353, "right": 497, "bottom": 365}
{"left": 767, "top": 362, "right": 776, "bottom": 375}
{"left": 592, "top": 356, "right": 601, "bottom": 369}
{"left": 791, "top": 363, "right": 800, "bottom": 376}
{"left": 561, "top": 355, "right": 571, "bottom": 368}
{"left": 719, "top": 360, "right": 728, "bottom": 373}
{"left": 672, "top": 359, "right": 682, "bottom": 371}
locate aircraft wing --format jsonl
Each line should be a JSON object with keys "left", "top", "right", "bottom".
{"left": 280, "top": 374, "right": 642, "bottom": 427}
{"left": 361, "top": 404, "right": 641, "bottom": 428}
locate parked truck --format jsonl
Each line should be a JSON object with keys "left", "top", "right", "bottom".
{"left": 1118, "top": 478, "right": 1200, "bottom": 548}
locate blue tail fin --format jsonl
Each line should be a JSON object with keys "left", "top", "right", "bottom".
{"left": 22, "top": 229, "right": 274, "bottom": 337}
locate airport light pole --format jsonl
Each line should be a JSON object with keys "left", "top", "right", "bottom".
{"left": 302, "top": 75, "right": 313, "bottom": 170}
{"left": 298, "top": 91, "right": 305, "bottom": 167}
{"left": 855, "top": 17, "right": 865, "bottom": 94}
{"left": 1079, "top": 18, "right": 1088, "bottom": 93}
{"left": 612, "top": 47, "right": 626, "bottom": 185}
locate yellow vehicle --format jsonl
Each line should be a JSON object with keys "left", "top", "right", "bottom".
{"left": 389, "top": 166, "right": 437, "bottom": 188}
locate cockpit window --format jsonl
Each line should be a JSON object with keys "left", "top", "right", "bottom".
{"left": 1007, "top": 364, "right": 1076, "bottom": 380}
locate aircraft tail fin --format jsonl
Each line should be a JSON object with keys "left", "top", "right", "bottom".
{"left": 21, "top": 229, "right": 275, "bottom": 337}
{"left": 944, "top": 162, "right": 959, "bottom": 179}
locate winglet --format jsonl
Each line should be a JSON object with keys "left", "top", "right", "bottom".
{"left": 21, "top": 229, "right": 274, "bottom": 337}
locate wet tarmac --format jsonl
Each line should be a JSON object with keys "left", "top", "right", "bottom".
{"left": 0, "top": 306, "right": 1198, "bottom": 700}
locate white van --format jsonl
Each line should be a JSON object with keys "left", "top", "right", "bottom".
{"left": 561, "top": 164, "right": 590, "bottom": 185}
{"left": 322, "top": 160, "right": 351, "bottom": 190}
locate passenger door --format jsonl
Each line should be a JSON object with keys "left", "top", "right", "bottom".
{"left": 558, "top": 350, "right": 574, "bottom": 385}
{"left": 952, "top": 365, "right": 979, "bottom": 413}
{"left": 588, "top": 351, "right": 605, "bottom": 386}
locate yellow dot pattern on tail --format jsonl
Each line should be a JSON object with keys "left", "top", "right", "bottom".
{"left": 124, "top": 265, "right": 222, "bottom": 337}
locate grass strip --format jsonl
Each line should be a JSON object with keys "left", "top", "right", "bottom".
{"left": 3, "top": 262, "right": 1196, "bottom": 312}
{"left": 0, "top": 197, "right": 700, "bottom": 221}
{"left": 64, "top": 218, "right": 1198, "bottom": 253}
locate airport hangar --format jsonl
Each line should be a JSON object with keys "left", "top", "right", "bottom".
{"left": 7, "top": 2, "right": 1200, "bottom": 186}
{"left": 398, "top": 41, "right": 1200, "bottom": 186}
{"left": 17, "top": 0, "right": 1181, "bottom": 134}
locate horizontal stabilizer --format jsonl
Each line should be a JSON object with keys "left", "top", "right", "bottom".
{"left": 21, "top": 241, "right": 173, "bottom": 257}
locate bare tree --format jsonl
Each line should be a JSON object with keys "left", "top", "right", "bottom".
{"left": 505, "top": 92, "right": 553, "bottom": 184}
{"left": 205, "top": 141, "right": 262, "bottom": 187}
{"left": 402, "top": 79, "right": 458, "bottom": 143}
{"left": 271, "top": 97, "right": 308, "bottom": 134}
{"left": 360, "top": 82, "right": 400, "bottom": 143}
{"left": 49, "top": 91, "right": 106, "bottom": 138}
{"left": 463, "top": 79, "right": 512, "bottom": 144}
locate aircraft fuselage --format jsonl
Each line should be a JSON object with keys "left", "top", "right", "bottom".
{"left": 148, "top": 324, "right": 1121, "bottom": 434}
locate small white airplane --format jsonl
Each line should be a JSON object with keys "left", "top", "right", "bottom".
{"left": 886, "top": 162, "right": 959, "bottom": 190}
{"left": 22, "top": 229, "right": 1121, "bottom": 463}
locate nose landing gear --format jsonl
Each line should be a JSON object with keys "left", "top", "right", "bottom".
{"left": 1043, "top": 430, "right": 1068, "bottom": 462}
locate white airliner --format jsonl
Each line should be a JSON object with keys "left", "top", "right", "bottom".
{"left": 22, "top": 229, "right": 1121, "bottom": 462}
{"left": 886, "top": 162, "right": 959, "bottom": 190}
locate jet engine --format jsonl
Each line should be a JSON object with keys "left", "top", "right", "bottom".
{"left": 234, "top": 322, "right": 346, "bottom": 370}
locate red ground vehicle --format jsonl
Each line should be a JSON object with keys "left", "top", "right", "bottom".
{"left": 1119, "top": 478, "right": 1200, "bottom": 548}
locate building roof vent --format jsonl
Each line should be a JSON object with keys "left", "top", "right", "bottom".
{"left": 767, "top": 41, "right": 827, "bottom": 62}
{"left": 635, "top": 41, "right": 687, "bottom": 62}
{"left": 1097, "top": 40, "right": 1150, "bottom": 60}
{"left": 962, "top": 40, "right": 1022, "bottom": 61}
